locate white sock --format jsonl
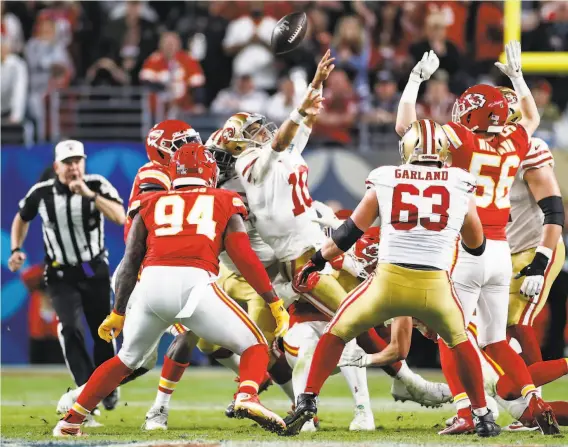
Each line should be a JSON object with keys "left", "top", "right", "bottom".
{"left": 217, "top": 354, "right": 241, "bottom": 375}
{"left": 292, "top": 344, "right": 316, "bottom": 401}
{"left": 277, "top": 379, "right": 296, "bottom": 403}
{"left": 394, "top": 361, "right": 415, "bottom": 385}
{"left": 154, "top": 389, "right": 172, "bottom": 408}
{"left": 340, "top": 365, "right": 371, "bottom": 408}
{"left": 71, "top": 384, "right": 86, "bottom": 400}
{"left": 472, "top": 406, "right": 489, "bottom": 417}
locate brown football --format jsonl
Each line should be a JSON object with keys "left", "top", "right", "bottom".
{"left": 271, "top": 12, "right": 308, "bottom": 55}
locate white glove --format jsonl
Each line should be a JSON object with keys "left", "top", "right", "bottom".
{"left": 410, "top": 50, "right": 440, "bottom": 82}
{"left": 338, "top": 353, "right": 371, "bottom": 368}
{"left": 519, "top": 276, "right": 544, "bottom": 303}
{"left": 311, "top": 200, "right": 343, "bottom": 230}
{"left": 494, "top": 40, "right": 522, "bottom": 79}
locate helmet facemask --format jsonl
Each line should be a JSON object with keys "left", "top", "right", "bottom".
{"left": 240, "top": 118, "right": 277, "bottom": 149}
{"left": 209, "top": 146, "right": 236, "bottom": 186}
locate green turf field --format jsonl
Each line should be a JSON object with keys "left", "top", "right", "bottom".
{"left": 1, "top": 367, "right": 566, "bottom": 446}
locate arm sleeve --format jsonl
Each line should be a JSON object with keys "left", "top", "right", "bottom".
{"left": 18, "top": 185, "right": 41, "bottom": 222}
{"left": 235, "top": 145, "right": 280, "bottom": 184}
{"left": 519, "top": 138, "right": 554, "bottom": 178}
{"left": 290, "top": 122, "right": 312, "bottom": 155}
{"left": 90, "top": 175, "right": 123, "bottom": 204}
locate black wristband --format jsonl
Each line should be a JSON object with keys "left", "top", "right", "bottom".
{"left": 311, "top": 250, "right": 327, "bottom": 268}
{"left": 462, "top": 236, "right": 486, "bottom": 257}
{"left": 531, "top": 251, "right": 549, "bottom": 270}
{"left": 11, "top": 247, "right": 22, "bottom": 254}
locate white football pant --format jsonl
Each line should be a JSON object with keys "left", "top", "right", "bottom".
{"left": 118, "top": 266, "right": 267, "bottom": 370}
{"left": 452, "top": 239, "right": 512, "bottom": 347}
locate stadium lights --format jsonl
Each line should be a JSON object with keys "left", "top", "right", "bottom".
{"left": 502, "top": 0, "right": 568, "bottom": 73}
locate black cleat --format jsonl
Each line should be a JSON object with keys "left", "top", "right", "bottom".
{"left": 282, "top": 393, "right": 318, "bottom": 436}
{"left": 225, "top": 400, "right": 236, "bottom": 418}
{"left": 102, "top": 389, "right": 119, "bottom": 411}
{"left": 473, "top": 409, "right": 501, "bottom": 437}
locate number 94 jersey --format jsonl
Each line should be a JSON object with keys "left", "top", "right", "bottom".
{"left": 367, "top": 165, "right": 476, "bottom": 271}
{"left": 442, "top": 122, "right": 530, "bottom": 240}
{"left": 138, "top": 188, "right": 247, "bottom": 274}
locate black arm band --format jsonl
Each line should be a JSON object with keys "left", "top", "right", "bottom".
{"left": 331, "top": 217, "right": 365, "bottom": 252}
{"left": 462, "top": 236, "right": 486, "bottom": 257}
{"left": 310, "top": 250, "right": 327, "bottom": 268}
{"left": 538, "top": 196, "right": 564, "bottom": 227}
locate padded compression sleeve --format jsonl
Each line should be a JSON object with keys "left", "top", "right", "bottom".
{"left": 332, "top": 218, "right": 365, "bottom": 252}
{"left": 538, "top": 196, "right": 564, "bottom": 227}
{"left": 224, "top": 231, "right": 276, "bottom": 301}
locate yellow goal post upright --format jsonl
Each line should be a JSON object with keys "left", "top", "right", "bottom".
{"left": 502, "top": 0, "right": 568, "bottom": 73}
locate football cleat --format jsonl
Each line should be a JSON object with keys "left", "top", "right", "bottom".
{"left": 528, "top": 394, "right": 560, "bottom": 435}
{"left": 391, "top": 376, "right": 452, "bottom": 408}
{"left": 282, "top": 393, "right": 318, "bottom": 436}
{"left": 52, "top": 419, "right": 85, "bottom": 437}
{"left": 439, "top": 416, "right": 475, "bottom": 435}
{"left": 102, "top": 388, "right": 119, "bottom": 411}
{"left": 445, "top": 394, "right": 499, "bottom": 426}
{"left": 473, "top": 409, "right": 501, "bottom": 437}
{"left": 56, "top": 388, "right": 75, "bottom": 414}
{"left": 301, "top": 419, "right": 318, "bottom": 432}
{"left": 225, "top": 400, "right": 236, "bottom": 418}
{"left": 503, "top": 420, "right": 540, "bottom": 432}
{"left": 143, "top": 405, "right": 168, "bottom": 431}
{"left": 233, "top": 393, "right": 285, "bottom": 434}
{"left": 349, "top": 404, "right": 375, "bottom": 431}
{"left": 83, "top": 413, "right": 103, "bottom": 428}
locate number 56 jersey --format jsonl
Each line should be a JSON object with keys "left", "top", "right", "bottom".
{"left": 367, "top": 164, "right": 476, "bottom": 271}
{"left": 139, "top": 187, "right": 247, "bottom": 274}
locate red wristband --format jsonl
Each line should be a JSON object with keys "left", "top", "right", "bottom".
{"left": 224, "top": 231, "right": 273, "bottom": 296}
{"left": 112, "top": 309, "right": 125, "bottom": 317}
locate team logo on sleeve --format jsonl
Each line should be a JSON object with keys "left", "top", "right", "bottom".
{"left": 232, "top": 197, "right": 245, "bottom": 208}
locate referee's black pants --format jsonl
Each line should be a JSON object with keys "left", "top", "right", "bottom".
{"left": 46, "top": 261, "right": 116, "bottom": 386}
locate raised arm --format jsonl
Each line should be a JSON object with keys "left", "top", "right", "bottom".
{"left": 395, "top": 50, "right": 440, "bottom": 136}
{"left": 495, "top": 41, "right": 540, "bottom": 137}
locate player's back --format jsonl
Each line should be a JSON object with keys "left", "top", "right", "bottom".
{"left": 139, "top": 186, "right": 247, "bottom": 274}
{"left": 443, "top": 122, "right": 530, "bottom": 240}
{"left": 368, "top": 164, "right": 475, "bottom": 271}
{"left": 125, "top": 162, "right": 171, "bottom": 241}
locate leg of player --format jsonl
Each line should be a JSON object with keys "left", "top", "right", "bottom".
{"left": 143, "top": 329, "right": 198, "bottom": 431}
{"left": 53, "top": 295, "right": 170, "bottom": 437}
{"left": 339, "top": 340, "right": 375, "bottom": 431}
{"left": 182, "top": 282, "right": 285, "bottom": 434}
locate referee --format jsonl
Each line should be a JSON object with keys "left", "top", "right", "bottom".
{"left": 8, "top": 140, "right": 126, "bottom": 410}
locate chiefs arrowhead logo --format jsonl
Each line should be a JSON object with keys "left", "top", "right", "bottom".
{"left": 147, "top": 129, "right": 164, "bottom": 148}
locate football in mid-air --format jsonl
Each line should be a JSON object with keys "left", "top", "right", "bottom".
{"left": 271, "top": 12, "right": 308, "bottom": 55}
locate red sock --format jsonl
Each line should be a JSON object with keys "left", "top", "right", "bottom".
{"left": 356, "top": 329, "right": 402, "bottom": 376}
{"left": 65, "top": 356, "right": 132, "bottom": 424}
{"left": 158, "top": 355, "right": 189, "bottom": 395}
{"left": 238, "top": 344, "right": 269, "bottom": 395}
{"left": 507, "top": 325, "right": 543, "bottom": 365}
{"left": 438, "top": 339, "right": 466, "bottom": 398}
{"left": 549, "top": 401, "right": 568, "bottom": 426}
{"left": 451, "top": 341, "right": 486, "bottom": 409}
{"left": 305, "top": 333, "right": 345, "bottom": 395}
{"left": 484, "top": 341, "right": 535, "bottom": 395}
{"left": 457, "top": 407, "right": 473, "bottom": 423}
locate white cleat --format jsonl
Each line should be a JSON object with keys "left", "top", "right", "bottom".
{"left": 83, "top": 413, "right": 103, "bottom": 428}
{"left": 300, "top": 418, "right": 318, "bottom": 432}
{"left": 143, "top": 406, "right": 168, "bottom": 431}
{"left": 392, "top": 376, "right": 452, "bottom": 408}
{"left": 56, "top": 388, "right": 76, "bottom": 414}
{"left": 52, "top": 419, "right": 84, "bottom": 437}
{"left": 349, "top": 404, "right": 375, "bottom": 431}
{"left": 502, "top": 420, "right": 540, "bottom": 432}
{"left": 233, "top": 393, "right": 286, "bottom": 434}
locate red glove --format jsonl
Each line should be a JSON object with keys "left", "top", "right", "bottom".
{"left": 293, "top": 268, "right": 321, "bottom": 294}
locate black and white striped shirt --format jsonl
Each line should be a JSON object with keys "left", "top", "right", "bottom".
{"left": 18, "top": 175, "right": 123, "bottom": 266}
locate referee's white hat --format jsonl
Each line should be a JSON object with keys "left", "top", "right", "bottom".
{"left": 55, "top": 140, "right": 87, "bottom": 162}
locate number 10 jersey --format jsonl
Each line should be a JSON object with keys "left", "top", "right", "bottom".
{"left": 367, "top": 165, "right": 476, "bottom": 271}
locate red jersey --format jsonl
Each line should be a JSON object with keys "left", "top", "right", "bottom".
{"left": 139, "top": 187, "right": 247, "bottom": 274}
{"left": 125, "top": 162, "right": 171, "bottom": 241}
{"left": 442, "top": 122, "right": 530, "bottom": 240}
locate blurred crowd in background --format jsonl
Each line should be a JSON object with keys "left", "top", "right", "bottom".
{"left": 1, "top": 0, "right": 568, "bottom": 148}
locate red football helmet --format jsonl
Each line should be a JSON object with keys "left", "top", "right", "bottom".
{"left": 452, "top": 84, "right": 509, "bottom": 133}
{"left": 145, "top": 120, "right": 202, "bottom": 166}
{"left": 354, "top": 226, "right": 380, "bottom": 278}
{"left": 169, "top": 143, "right": 219, "bottom": 189}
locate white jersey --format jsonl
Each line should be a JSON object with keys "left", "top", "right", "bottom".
{"left": 234, "top": 123, "right": 326, "bottom": 261}
{"left": 367, "top": 165, "right": 476, "bottom": 271}
{"left": 507, "top": 138, "right": 555, "bottom": 254}
{"left": 218, "top": 175, "right": 277, "bottom": 274}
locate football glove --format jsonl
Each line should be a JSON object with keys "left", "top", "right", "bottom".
{"left": 515, "top": 249, "right": 549, "bottom": 301}
{"left": 294, "top": 255, "right": 326, "bottom": 291}
{"left": 338, "top": 353, "right": 371, "bottom": 368}
{"left": 494, "top": 40, "right": 522, "bottom": 79}
{"left": 410, "top": 50, "right": 440, "bottom": 82}
{"left": 269, "top": 299, "right": 290, "bottom": 338}
{"left": 98, "top": 310, "right": 125, "bottom": 342}
{"left": 292, "top": 270, "right": 320, "bottom": 294}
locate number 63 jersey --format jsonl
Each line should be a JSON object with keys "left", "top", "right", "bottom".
{"left": 138, "top": 187, "right": 247, "bottom": 275}
{"left": 367, "top": 164, "right": 476, "bottom": 271}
